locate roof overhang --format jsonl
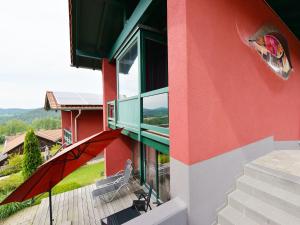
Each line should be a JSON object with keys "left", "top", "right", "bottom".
{"left": 68, "top": 0, "right": 163, "bottom": 70}
{"left": 265, "top": 0, "right": 300, "bottom": 40}
{"left": 69, "top": 0, "right": 129, "bottom": 70}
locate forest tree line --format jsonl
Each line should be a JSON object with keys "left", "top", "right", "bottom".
{"left": 0, "top": 118, "right": 61, "bottom": 144}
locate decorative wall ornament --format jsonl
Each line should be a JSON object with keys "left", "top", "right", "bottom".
{"left": 249, "top": 26, "right": 292, "bottom": 80}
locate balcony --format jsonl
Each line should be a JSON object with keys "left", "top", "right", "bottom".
{"left": 107, "top": 88, "right": 169, "bottom": 143}
{"left": 63, "top": 129, "right": 72, "bottom": 146}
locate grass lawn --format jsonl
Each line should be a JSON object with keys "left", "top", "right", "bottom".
{"left": 0, "top": 161, "right": 104, "bottom": 204}
{"left": 36, "top": 161, "right": 104, "bottom": 203}
{"left": 0, "top": 144, "right": 3, "bottom": 152}
{"left": 58, "top": 161, "right": 104, "bottom": 187}
{"left": 0, "top": 161, "right": 104, "bottom": 219}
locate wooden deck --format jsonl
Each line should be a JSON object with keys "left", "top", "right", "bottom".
{"left": 32, "top": 181, "right": 151, "bottom": 225}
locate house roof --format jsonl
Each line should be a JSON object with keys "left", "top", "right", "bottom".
{"left": 3, "top": 129, "right": 62, "bottom": 155}
{"left": 0, "top": 153, "right": 8, "bottom": 164}
{"left": 44, "top": 91, "right": 103, "bottom": 111}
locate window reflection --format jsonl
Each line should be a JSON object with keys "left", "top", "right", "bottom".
{"left": 158, "top": 151, "right": 170, "bottom": 202}
{"left": 144, "top": 145, "right": 157, "bottom": 193}
{"left": 143, "top": 93, "right": 169, "bottom": 128}
{"left": 118, "top": 42, "right": 139, "bottom": 99}
{"left": 133, "top": 141, "right": 140, "bottom": 179}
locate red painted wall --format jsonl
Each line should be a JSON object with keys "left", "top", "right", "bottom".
{"left": 102, "top": 59, "right": 117, "bottom": 130}
{"left": 61, "top": 110, "right": 103, "bottom": 146}
{"left": 168, "top": 0, "right": 300, "bottom": 165}
{"left": 61, "top": 111, "right": 72, "bottom": 146}
{"left": 75, "top": 110, "right": 103, "bottom": 141}
{"left": 104, "top": 135, "right": 133, "bottom": 176}
{"left": 102, "top": 59, "right": 132, "bottom": 176}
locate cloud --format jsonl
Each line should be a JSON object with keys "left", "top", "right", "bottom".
{"left": 0, "top": 0, "right": 102, "bottom": 108}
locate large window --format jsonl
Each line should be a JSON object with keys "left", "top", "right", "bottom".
{"left": 118, "top": 42, "right": 139, "bottom": 99}
{"left": 143, "top": 92, "right": 169, "bottom": 128}
{"left": 144, "top": 39, "right": 168, "bottom": 92}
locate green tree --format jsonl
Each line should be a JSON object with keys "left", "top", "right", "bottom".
{"left": 32, "top": 117, "right": 61, "bottom": 130}
{"left": 0, "top": 120, "right": 28, "bottom": 136}
{"left": 0, "top": 135, "right": 5, "bottom": 144}
{"left": 50, "top": 144, "right": 61, "bottom": 156}
{"left": 22, "top": 129, "right": 43, "bottom": 180}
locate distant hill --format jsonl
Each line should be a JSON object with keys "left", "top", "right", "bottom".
{"left": 143, "top": 107, "right": 168, "bottom": 118}
{"left": 0, "top": 108, "right": 60, "bottom": 124}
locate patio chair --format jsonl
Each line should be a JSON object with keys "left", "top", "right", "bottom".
{"left": 92, "top": 164, "right": 133, "bottom": 203}
{"left": 96, "top": 159, "right": 132, "bottom": 188}
{"left": 132, "top": 185, "right": 153, "bottom": 212}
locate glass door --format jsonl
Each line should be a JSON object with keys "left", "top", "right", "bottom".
{"left": 142, "top": 144, "right": 170, "bottom": 202}
{"left": 132, "top": 141, "right": 141, "bottom": 180}
{"left": 157, "top": 151, "right": 170, "bottom": 202}
{"left": 143, "top": 145, "right": 157, "bottom": 193}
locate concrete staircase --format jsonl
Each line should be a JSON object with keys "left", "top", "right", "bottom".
{"left": 218, "top": 162, "right": 300, "bottom": 225}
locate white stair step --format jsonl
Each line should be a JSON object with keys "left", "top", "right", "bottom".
{"left": 237, "top": 175, "right": 300, "bottom": 218}
{"left": 244, "top": 164, "right": 300, "bottom": 195}
{"left": 229, "top": 190, "right": 300, "bottom": 225}
{"left": 218, "top": 206, "right": 258, "bottom": 225}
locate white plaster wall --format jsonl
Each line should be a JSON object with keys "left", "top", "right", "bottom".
{"left": 274, "top": 140, "right": 300, "bottom": 150}
{"left": 124, "top": 197, "right": 188, "bottom": 225}
{"left": 171, "top": 136, "right": 275, "bottom": 225}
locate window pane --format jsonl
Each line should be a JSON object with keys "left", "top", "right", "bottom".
{"left": 133, "top": 141, "right": 140, "bottom": 179}
{"left": 144, "top": 145, "right": 157, "bottom": 192}
{"left": 145, "top": 39, "right": 168, "bottom": 92}
{"left": 158, "top": 152, "right": 170, "bottom": 202}
{"left": 118, "top": 42, "right": 139, "bottom": 99}
{"left": 143, "top": 93, "right": 169, "bottom": 128}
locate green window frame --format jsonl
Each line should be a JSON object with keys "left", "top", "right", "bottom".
{"left": 113, "top": 28, "right": 169, "bottom": 147}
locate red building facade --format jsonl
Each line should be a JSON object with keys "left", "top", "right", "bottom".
{"left": 45, "top": 91, "right": 103, "bottom": 146}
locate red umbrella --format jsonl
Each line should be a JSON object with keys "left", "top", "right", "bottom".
{"left": 0, "top": 129, "right": 122, "bottom": 224}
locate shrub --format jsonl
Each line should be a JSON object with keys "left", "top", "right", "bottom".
{"left": 0, "top": 166, "right": 19, "bottom": 177}
{"left": 0, "top": 200, "right": 31, "bottom": 220}
{"left": 0, "top": 136, "right": 5, "bottom": 145}
{"left": 8, "top": 154, "right": 23, "bottom": 171}
{"left": 0, "top": 173, "right": 28, "bottom": 220}
{"left": 22, "top": 129, "right": 43, "bottom": 180}
{"left": 0, "top": 154, "right": 24, "bottom": 176}
{"left": 50, "top": 144, "right": 61, "bottom": 156}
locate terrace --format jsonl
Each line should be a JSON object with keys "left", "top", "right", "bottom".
{"left": 32, "top": 180, "right": 156, "bottom": 225}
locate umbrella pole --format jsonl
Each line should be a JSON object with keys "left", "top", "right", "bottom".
{"left": 49, "top": 189, "right": 53, "bottom": 225}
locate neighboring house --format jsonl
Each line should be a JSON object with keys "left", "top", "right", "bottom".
{"left": 65, "top": 0, "right": 300, "bottom": 225}
{"left": 44, "top": 91, "right": 103, "bottom": 146}
{"left": 1, "top": 129, "right": 62, "bottom": 165}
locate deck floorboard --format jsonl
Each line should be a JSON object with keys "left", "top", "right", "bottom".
{"left": 31, "top": 182, "right": 155, "bottom": 225}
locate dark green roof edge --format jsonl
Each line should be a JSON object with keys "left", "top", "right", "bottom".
{"left": 108, "top": 0, "right": 154, "bottom": 60}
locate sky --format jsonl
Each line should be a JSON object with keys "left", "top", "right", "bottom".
{"left": 0, "top": 0, "right": 102, "bottom": 109}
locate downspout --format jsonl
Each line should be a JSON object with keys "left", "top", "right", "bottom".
{"left": 74, "top": 109, "right": 82, "bottom": 142}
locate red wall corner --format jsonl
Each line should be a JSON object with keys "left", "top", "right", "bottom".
{"left": 104, "top": 135, "right": 132, "bottom": 176}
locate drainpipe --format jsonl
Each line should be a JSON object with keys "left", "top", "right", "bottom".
{"left": 74, "top": 109, "right": 82, "bottom": 142}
